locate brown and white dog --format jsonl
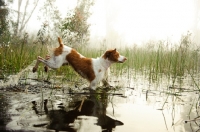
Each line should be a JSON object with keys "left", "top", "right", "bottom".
{"left": 32, "top": 37, "right": 127, "bottom": 90}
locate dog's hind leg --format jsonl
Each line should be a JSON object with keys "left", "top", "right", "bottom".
{"left": 37, "top": 56, "right": 63, "bottom": 69}
{"left": 44, "top": 55, "right": 50, "bottom": 72}
{"left": 32, "top": 56, "right": 42, "bottom": 73}
{"left": 33, "top": 56, "right": 52, "bottom": 73}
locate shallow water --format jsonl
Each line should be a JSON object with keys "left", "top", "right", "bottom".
{"left": 0, "top": 68, "right": 200, "bottom": 132}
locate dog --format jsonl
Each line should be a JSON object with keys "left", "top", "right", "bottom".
{"left": 32, "top": 37, "right": 127, "bottom": 90}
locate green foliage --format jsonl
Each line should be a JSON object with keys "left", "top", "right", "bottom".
{"left": 0, "top": 34, "right": 47, "bottom": 77}
{"left": 0, "top": 8, "right": 8, "bottom": 35}
{"left": 0, "top": 0, "right": 11, "bottom": 43}
{"left": 37, "top": 0, "right": 93, "bottom": 47}
{"left": 0, "top": 0, "right": 94, "bottom": 80}
{"left": 35, "top": 23, "right": 49, "bottom": 45}
{"left": 120, "top": 33, "right": 199, "bottom": 81}
{"left": 37, "top": 0, "right": 62, "bottom": 45}
{"left": 0, "top": 0, "right": 199, "bottom": 88}
{"left": 60, "top": 0, "right": 94, "bottom": 47}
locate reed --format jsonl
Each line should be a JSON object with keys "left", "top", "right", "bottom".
{"left": 120, "top": 38, "right": 199, "bottom": 82}
{"left": 1, "top": 33, "right": 199, "bottom": 89}
{"left": 0, "top": 36, "right": 48, "bottom": 78}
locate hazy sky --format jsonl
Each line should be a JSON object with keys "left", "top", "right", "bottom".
{"left": 88, "top": 0, "right": 195, "bottom": 46}
{"left": 10, "top": 0, "right": 196, "bottom": 47}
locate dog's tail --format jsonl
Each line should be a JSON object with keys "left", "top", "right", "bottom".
{"left": 58, "top": 37, "right": 63, "bottom": 47}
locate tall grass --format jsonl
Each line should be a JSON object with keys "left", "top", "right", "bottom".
{"left": 0, "top": 35, "right": 48, "bottom": 77}
{"left": 1, "top": 33, "right": 199, "bottom": 85}
{"left": 121, "top": 37, "right": 199, "bottom": 82}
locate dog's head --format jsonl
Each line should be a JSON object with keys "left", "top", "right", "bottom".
{"left": 103, "top": 49, "right": 127, "bottom": 63}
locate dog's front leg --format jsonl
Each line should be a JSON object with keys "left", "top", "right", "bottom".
{"left": 89, "top": 80, "right": 98, "bottom": 90}
{"left": 33, "top": 56, "right": 53, "bottom": 73}
{"left": 102, "top": 79, "right": 111, "bottom": 87}
{"left": 102, "top": 68, "right": 111, "bottom": 87}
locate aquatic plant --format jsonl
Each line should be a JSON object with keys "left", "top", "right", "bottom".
{"left": 119, "top": 33, "right": 199, "bottom": 82}
{"left": 0, "top": 35, "right": 48, "bottom": 80}
{"left": 0, "top": 31, "right": 199, "bottom": 92}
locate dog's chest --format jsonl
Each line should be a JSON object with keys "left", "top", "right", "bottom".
{"left": 92, "top": 59, "right": 107, "bottom": 81}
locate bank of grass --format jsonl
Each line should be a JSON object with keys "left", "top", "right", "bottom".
{"left": 72, "top": 38, "right": 200, "bottom": 84}
{"left": 123, "top": 40, "right": 199, "bottom": 80}
{"left": 1, "top": 35, "right": 199, "bottom": 83}
{"left": 2, "top": 36, "right": 199, "bottom": 114}
{"left": 0, "top": 37, "right": 48, "bottom": 77}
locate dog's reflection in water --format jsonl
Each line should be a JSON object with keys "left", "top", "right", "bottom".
{"left": 70, "top": 115, "right": 101, "bottom": 132}
{"left": 32, "top": 94, "right": 123, "bottom": 132}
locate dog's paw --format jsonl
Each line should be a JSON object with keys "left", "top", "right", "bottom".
{"left": 44, "top": 66, "right": 48, "bottom": 72}
{"left": 45, "top": 55, "right": 50, "bottom": 60}
{"left": 32, "top": 67, "right": 37, "bottom": 73}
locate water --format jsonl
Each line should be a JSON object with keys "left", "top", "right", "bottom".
{"left": 0, "top": 66, "right": 200, "bottom": 132}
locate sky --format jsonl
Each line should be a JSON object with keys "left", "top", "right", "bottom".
{"left": 10, "top": 0, "right": 197, "bottom": 47}
{"left": 88, "top": 0, "right": 196, "bottom": 47}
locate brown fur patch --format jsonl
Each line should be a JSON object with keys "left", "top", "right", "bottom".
{"left": 66, "top": 49, "right": 95, "bottom": 82}
{"left": 54, "top": 46, "right": 63, "bottom": 56}
{"left": 98, "top": 69, "right": 101, "bottom": 72}
{"left": 103, "top": 49, "right": 119, "bottom": 62}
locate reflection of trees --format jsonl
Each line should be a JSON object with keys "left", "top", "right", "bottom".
{"left": 184, "top": 97, "right": 200, "bottom": 132}
{"left": 0, "top": 94, "right": 11, "bottom": 130}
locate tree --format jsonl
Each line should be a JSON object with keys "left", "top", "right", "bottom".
{"left": 0, "top": 0, "right": 14, "bottom": 44}
{"left": 60, "top": 0, "right": 94, "bottom": 47}
{"left": 13, "top": 0, "right": 40, "bottom": 36}
{"left": 37, "top": 0, "right": 94, "bottom": 47}
{"left": 0, "top": 0, "right": 9, "bottom": 36}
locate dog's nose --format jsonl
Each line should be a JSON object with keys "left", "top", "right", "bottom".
{"left": 118, "top": 55, "right": 127, "bottom": 63}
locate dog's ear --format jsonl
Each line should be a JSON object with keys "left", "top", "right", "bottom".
{"left": 104, "top": 50, "right": 112, "bottom": 59}
{"left": 104, "top": 49, "right": 117, "bottom": 59}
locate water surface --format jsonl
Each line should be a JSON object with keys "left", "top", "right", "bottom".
{"left": 0, "top": 69, "right": 200, "bottom": 132}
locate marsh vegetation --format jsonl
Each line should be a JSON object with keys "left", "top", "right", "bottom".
{"left": 1, "top": 32, "right": 199, "bottom": 83}
{"left": 1, "top": 0, "right": 200, "bottom": 131}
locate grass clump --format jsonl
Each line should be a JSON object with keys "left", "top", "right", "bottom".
{"left": 121, "top": 34, "right": 199, "bottom": 81}
{"left": 0, "top": 35, "right": 48, "bottom": 77}
{"left": 1, "top": 32, "right": 199, "bottom": 86}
